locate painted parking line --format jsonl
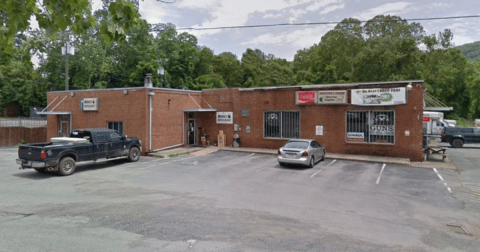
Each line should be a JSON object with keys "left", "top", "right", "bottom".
{"left": 310, "top": 159, "right": 336, "bottom": 178}
{"left": 433, "top": 167, "right": 452, "bottom": 193}
{"left": 141, "top": 155, "right": 201, "bottom": 170}
{"left": 375, "top": 164, "right": 386, "bottom": 185}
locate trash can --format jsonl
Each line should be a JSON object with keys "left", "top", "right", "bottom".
{"left": 233, "top": 134, "right": 240, "bottom": 148}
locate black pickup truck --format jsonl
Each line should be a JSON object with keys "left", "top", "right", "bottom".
{"left": 16, "top": 128, "right": 142, "bottom": 176}
{"left": 441, "top": 126, "right": 480, "bottom": 148}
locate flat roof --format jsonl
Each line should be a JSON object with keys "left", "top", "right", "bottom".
{"left": 48, "top": 86, "right": 202, "bottom": 94}
{"left": 238, "top": 80, "right": 423, "bottom": 92}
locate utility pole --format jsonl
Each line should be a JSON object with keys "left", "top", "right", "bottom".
{"left": 62, "top": 31, "right": 74, "bottom": 90}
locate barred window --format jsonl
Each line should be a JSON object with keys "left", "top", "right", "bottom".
{"left": 346, "top": 111, "right": 395, "bottom": 144}
{"left": 264, "top": 111, "right": 300, "bottom": 139}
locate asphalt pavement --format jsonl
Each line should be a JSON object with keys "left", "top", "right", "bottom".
{"left": 0, "top": 147, "right": 479, "bottom": 251}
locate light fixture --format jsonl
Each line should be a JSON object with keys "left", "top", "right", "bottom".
{"left": 123, "top": 89, "right": 128, "bottom": 95}
{"left": 406, "top": 82, "right": 413, "bottom": 91}
{"left": 168, "top": 99, "right": 172, "bottom": 104}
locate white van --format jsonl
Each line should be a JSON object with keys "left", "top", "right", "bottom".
{"left": 423, "top": 111, "right": 449, "bottom": 135}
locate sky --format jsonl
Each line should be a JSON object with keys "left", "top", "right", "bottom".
{"left": 96, "top": 0, "right": 479, "bottom": 60}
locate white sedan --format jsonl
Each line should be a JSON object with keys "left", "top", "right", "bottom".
{"left": 277, "top": 139, "right": 326, "bottom": 168}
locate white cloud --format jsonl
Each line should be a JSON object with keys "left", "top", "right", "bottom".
{"left": 289, "top": 9, "right": 307, "bottom": 23}
{"left": 319, "top": 3, "right": 345, "bottom": 14}
{"left": 263, "top": 13, "right": 283, "bottom": 19}
{"left": 306, "top": 0, "right": 342, "bottom": 12}
{"left": 176, "top": 0, "right": 311, "bottom": 36}
{"left": 139, "top": 0, "right": 172, "bottom": 24}
{"left": 354, "top": 2, "right": 416, "bottom": 20}
{"left": 241, "top": 25, "right": 335, "bottom": 49}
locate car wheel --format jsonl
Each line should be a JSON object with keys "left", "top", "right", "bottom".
{"left": 57, "top": 157, "right": 76, "bottom": 176}
{"left": 308, "top": 156, "right": 314, "bottom": 168}
{"left": 128, "top": 147, "right": 140, "bottom": 162}
{"left": 321, "top": 150, "right": 326, "bottom": 161}
{"left": 34, "top": 168, "right": 48, "bottom": 173}
{"left": 451, "top": 139, "right": 464, "bottom": 148}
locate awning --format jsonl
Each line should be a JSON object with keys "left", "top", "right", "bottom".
{"left": 183, "top": 108, "right": 217, "bottom": 112}
{"left": 36, "top": 95, "right": 72, "bottom": 115}
{"left": 424, "top": 92, "right": 453, "bottom": 112}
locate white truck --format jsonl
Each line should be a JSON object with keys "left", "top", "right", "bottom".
{"left": 423, "top": 111, "right": 450, "bottom": 135}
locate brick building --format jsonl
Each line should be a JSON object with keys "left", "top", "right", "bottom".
{"left": 42, "top": 80, "right": 424, "bottom": 161}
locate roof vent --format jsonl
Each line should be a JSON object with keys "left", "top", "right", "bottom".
{"left": 144, "top": 73, "right": 153, "bottom": 88}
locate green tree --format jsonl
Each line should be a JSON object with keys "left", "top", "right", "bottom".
{"left": 212, "top": 52, "right": 243, "bottom": 88}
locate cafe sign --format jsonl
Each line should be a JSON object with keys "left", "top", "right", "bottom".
{"left": 351, "top": 88, "right": 406, "bottom": 106}
{"left": 296, "top": 91, "right": 316, "bottom": 105}
{"left": 317, "top": 91, "right": 347, "bottom": 104}
{"left": 216, "top": 112, "right": 233, "bottom": 124}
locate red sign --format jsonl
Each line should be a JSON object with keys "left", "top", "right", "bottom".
{"left": 422, "top": 117, "right": 431, "bottom": 123}
{"left": 296, "top": 91, "right": 316, "bottom": 105}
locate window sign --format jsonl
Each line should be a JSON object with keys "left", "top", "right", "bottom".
{"left": 351, "top": 88, "right": 406, "bottom": 106}
{"left": 296, "top": 91, "right": 316, "bottom": 105}
{"left": 346, "top": 111, "right": 395, "bottom": 144}
{"left": 216, "top": 112, "right": 233, "bottom": 124}
{"left": 81, "top": 98, "right": 99, "bottom": 111}
{"left": 317, "top": 91, "right": 347, "bottom": 104}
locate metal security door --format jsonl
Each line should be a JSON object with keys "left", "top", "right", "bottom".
{"left": 188, "top": 119, "right": 196, "bottom": 145}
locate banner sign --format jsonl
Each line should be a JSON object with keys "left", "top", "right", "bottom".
{"left": 346, "top": 132, "right": 365, "bottom": 142}
{"left": 351, "top": 88, "right": 406, "bottom": 106}
{"left": 81, "top": 98, "right": 98, "bottom": 111}
{"left": 296, "top": 91, "right": 316, "bottom": 105}
{"left": 317, "top": 91, "right": 347, "bottom": 104}
{"left": 369, "top": 125, "right": 395, "bottom": 136}
{"left": 216, "top": 112, "right": 233, "bottom": 124}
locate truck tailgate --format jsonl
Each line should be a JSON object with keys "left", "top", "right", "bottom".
{"left": 18, "top": 145, "right": 49, "bottom": 161}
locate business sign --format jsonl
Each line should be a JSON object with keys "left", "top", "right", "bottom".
{"left": 296, "top": 91, "right": 316, "bottom": 105}
{"left": 216, "top": 112, "right": 233, "bottom": 124}
{"left": 422, "top": 117, "right": 431, "bottom": 123}
{"left": 317, "top": 91, "right": 347, "bottom": 104}
{"left": 346, "top": 132, "right": 364, "bottom": 142}
{"left": 369, "top": 125, "right": 395, "bottom": 136}
{"left": 316, "top": 125, "right": 324, "bottom": 136}
{"left": 351, "top": 88, "right": 406, "bottom": 106}
{"left": 81, "top": 98, "right": 98, "bottom": 111}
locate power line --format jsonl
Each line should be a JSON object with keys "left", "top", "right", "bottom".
{"left": 177, "top": 15, "right": 480, "bottom": 31}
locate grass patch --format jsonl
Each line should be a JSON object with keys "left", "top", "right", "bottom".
{"left": 169, "top": 153, "right": 186, "bottom": 158}
{"left": 154, "top": 155, "right": 165, "bottom": 158}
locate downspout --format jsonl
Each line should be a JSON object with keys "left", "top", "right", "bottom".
{"left": 149, "top": 91, "right": 154, "bottom": 152}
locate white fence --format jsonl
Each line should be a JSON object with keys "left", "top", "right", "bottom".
{"left": 0, "top": 118, "right": 47, "bottom": 128}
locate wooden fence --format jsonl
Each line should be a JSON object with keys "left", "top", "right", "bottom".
{"left": 0, "top": 127, "right": 47, "bottom": 147}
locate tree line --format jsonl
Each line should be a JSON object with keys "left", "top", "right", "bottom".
{"left": 1, "top": 2, "right": 480, "bottom": 120}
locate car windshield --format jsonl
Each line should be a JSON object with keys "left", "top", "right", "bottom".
{"left": 283, "top": 141, "right": 309, "bottom": 149}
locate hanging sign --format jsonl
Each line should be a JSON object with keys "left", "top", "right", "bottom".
{"left": 296, "top": 91, "right": 317, "bottom": 105}
{"left": 317, "top": 91, "right": 347, "bottom": 104}
{"left": 351, "top": 88, "right": 406, "bottom": 106}
{"left": 369, "top": 125, "right": 395, "bottom": 136}
{"left": 80, "top": 98, "right": 98, "bottom": 111}
{"left": 216, "top": 112, "right": 233, "bottom": 124}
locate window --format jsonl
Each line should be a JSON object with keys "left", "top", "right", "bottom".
{"left": 346, "top": 111, "right": 395, "bottom": 144}
{"left": 109, "top": 132, "right": 122, "bottom": 141}
{"left": 264, "top": 111, "right": 300, "bottom": 139}
{"left": 107, "top": 121, "right": 123, "bottom": 135}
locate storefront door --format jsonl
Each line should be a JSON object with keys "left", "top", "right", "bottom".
{"left": 58, "top": 115, "right": 70, "bottom": 137}
{"left": 188, "top": 118, "right": 196, "bottom": 145}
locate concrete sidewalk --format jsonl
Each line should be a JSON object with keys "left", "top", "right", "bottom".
{"left": 147, "top": 146, "right": 457, "bottom": 170}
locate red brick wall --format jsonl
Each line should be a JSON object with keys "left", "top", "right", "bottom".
{"left": 0, "top": 127, "right": 47, "bottom": 146}
{"left": 202, "top": 82, "right": 424, "bottom": 161}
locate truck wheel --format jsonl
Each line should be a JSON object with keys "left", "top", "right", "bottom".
{"left": 57, "top": 157, "right": 76, "bottom": 176}
{"left": 451, "top": 139, "right": 464, "bottom": 148}
{"left": 34, "top": 168, "right": 48, "bottom": 173}
{"left": 128, "top": 147, "right": 140, "bottom": 162}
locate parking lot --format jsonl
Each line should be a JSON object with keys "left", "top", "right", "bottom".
{"left": 1, "top": 148, "right": 479, "bottom": 251}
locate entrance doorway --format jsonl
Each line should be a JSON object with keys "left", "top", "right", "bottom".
{"left": 58, "top": 115, "right": 70, "bottom": 137}
{"left": 187, "top": 112, "right": 197, "bottom": 146}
